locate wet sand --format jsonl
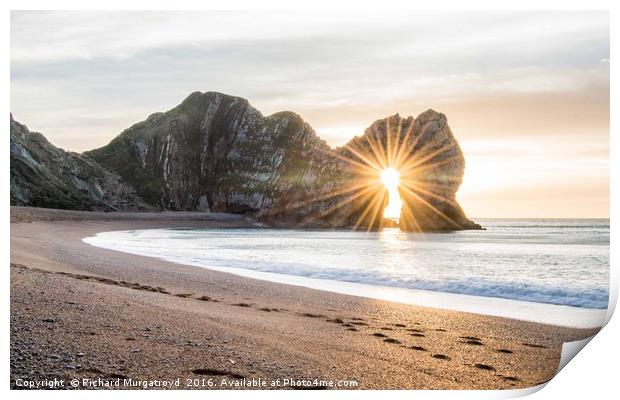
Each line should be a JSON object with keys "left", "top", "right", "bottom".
{"left": 10, "top": 207, "right": 599, "bottom": 389}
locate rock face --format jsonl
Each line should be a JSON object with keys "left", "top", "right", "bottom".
{"left": 12, "top": 91, "right": 480, "bottom": 231}
{"left": 313, "top": 111, "right": 481, "bottom": 231}
{"left": 86, "top": 92, "right": 336, "bottom": 219}
{"left": 364, "top": 112, "right": 482, "bottom": 231}
{"left": 10, "top": 115, "right": 150, "bottom": 211}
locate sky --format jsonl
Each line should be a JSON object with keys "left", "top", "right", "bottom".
{"left": 10, "top": 11, "right": 609, "bottom": 218}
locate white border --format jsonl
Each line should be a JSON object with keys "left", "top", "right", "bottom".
{"left": 3, "top": 1, "right": 616, "bottom": 399}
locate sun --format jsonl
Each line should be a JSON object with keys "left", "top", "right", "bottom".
{"left": 380, "top": 168, "right": 403, "bottom": 220}
{"left": 380, "top": 168, "right": 400, "bottom": 189}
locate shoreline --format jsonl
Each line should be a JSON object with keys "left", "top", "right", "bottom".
{"left": 83, "top": 228, "right": 606, "bottom": 329}
{"left": 10, "top": 207, "right": 601, "bottom": 389}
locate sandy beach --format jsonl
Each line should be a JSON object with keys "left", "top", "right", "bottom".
{"left": 10, "top": 207, "right": 599, "bottom": 390}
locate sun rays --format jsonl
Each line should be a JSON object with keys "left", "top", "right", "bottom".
{"left": 305, "top": 115, "right": 466, "bottom": 231}
{"left": 380, "top": 168, "right": 403, "bottom": 220}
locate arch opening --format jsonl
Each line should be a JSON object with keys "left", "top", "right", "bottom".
{"left": 380, "top": 167, "right": 404, "bottom": 222}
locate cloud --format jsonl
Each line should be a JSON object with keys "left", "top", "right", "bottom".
{"left": 9, "top": 10, "right": 609, "bottom": 217}
{"left": 11, "top": 10, "right": 608, "bottom": 65}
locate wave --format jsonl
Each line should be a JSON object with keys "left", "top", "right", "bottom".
{"left": 177, "top": 256, "right": 609, "bottom": 309}
{"left": 84, "top": 227, "right": 610, "bottom": 311}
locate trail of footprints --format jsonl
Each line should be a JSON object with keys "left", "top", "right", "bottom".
{"left": 13, "top": 263, "right": 547, "bottom": 386}
{"left": 289, "top": 309, "right": 545, "bottom": 385}
{"left": 294, "top": 310, "right": 543, "bottom": 385}
{"left": 366, "top": 326, "right": 537, "bottom": 384}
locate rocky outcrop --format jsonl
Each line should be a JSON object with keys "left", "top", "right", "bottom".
{"left": 10, "top": 115, "right": 150, "bottom": 211}
{"left": 86, "top": 92, "right": 479, "bottom": 231}
{"left": 86, "top": 92, "right": 336, "bottom": 219}
{"left": 13, "top": 91, "right": 480, "bottom": 231}
{"left": 329, "top": 112, "right": 482, "bottom": 231}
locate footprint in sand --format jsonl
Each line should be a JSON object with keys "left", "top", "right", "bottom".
{"left": 522, "top": 343, "right": 546, "bottom": 349}
{"left": 459, "top": 336, "right": 481, "bottom": 341}
{"left": 472, "top": 363, "right": 495, "bottom": 371}
{"left": 301, "top": 313, "right": 326, "bottom": 318}
{"left": 191, "top": 368, "right": 244, "bottom": 379}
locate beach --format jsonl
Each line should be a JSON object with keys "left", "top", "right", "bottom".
{"left": 10, "top": 207, "right": 600, "bottom": 390}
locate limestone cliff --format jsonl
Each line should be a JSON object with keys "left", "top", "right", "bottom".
{"left": 13, "top": 91, "right": 480, "bottom": 231}
{"left": 10, "top": 115, "right": 150, "bottom": 211}
{"left": 86, "top": 92, "right": 336, "bottom": 219}
{"left": 352, "top": 112, "right": 482, "bottom": 231}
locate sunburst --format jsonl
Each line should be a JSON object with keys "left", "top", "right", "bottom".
{"left": 302, "top": 116, "right": 464, "bottom": 232}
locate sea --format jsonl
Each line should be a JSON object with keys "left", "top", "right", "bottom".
{"left": 83, "top": 219, "right": 610, "bottom": 328}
